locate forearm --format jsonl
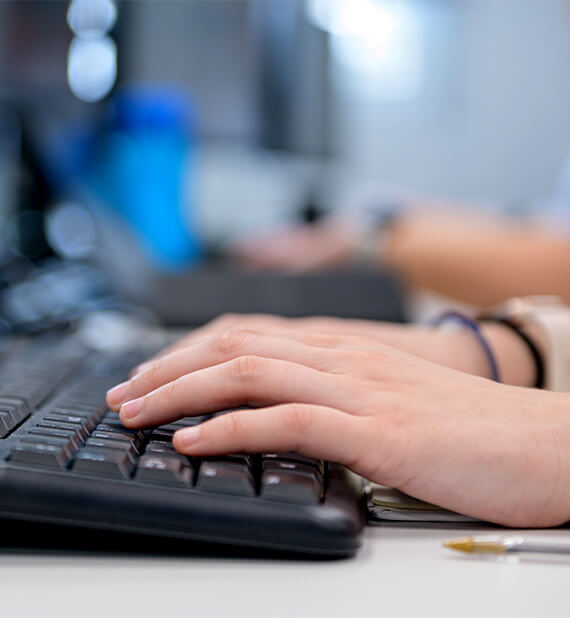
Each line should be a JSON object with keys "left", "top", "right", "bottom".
{"left": 382, "top": 214, "right": 570, "bottom": 306}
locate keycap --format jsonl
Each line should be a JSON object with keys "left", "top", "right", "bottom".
{"left": 0, "top": 411, "right": 14, "bottom": 438}
{"left": 44, "top": 413, "right": 95, "bottom": 432}
{"left": 86, "top": 437, "right": 138, "bottom": 458}
{"left": 137, "top": 455, "right": 192, "bottom": 487}
{"left": 170, "top": 416, "right": 205, "bottom": 428}
{"left": 0, "top": 396, "right": 30, "bottom": 418}
{"left": 146, "top": 441, "right": 177, "bottom": 453}
{"left": 37, "top": 420, "right": 88, "bottom": 440}
{"left": 73, "top": 447, "right": 135, "bottom": 479}
{"left": 97, "top": 416, "right": 141, "bottom": 431}
{"left": 95, "top": 423, "right": 146, "bottom": 445}
{"left": 196, "top": 458, "right": 256, "bottom": 497}
{"left": 159, "top": 422, "right": 197, "bottom": 432}
{"left": 51, "top": 407, "right": 102, "bottom": 426}
{"left": 10, "top": 442, "right": 71, "bottom": 469}
{"left": 101, "top": 411, "right": 121, "bottom": 421}
{"left": 53, "top": 403, "right": 104, "bottom": 417}
{"left": 28, "top": 426, "right": 83, "bottom": 450}
{"left": 263, "top": 455, "right": 325, "bottom": 480}
{"left": 0, "top": 398, "right": 30, "bottom": 437}
{"left": 149, "top": 429, "right": 174, "bottom": 442}
{"left": 0, "top": 406, "right": 21, "bottom": 426}
{"left": 91, "top": 430, "right": 141, "bottom": 453}
{"left": 261, "top": 461, "right": 323, "bottom": 505}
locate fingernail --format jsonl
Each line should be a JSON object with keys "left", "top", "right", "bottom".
{"left": 106, "top": 381, "right": 130, "bottom": 406}
{"left": 175, "top": 426, "right": 201, "bottom": 450}
{"left": 120, "top": 397, "right": 144, "bottom": 420}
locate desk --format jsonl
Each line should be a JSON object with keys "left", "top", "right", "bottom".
{"left": 2, "top": 524, "right": 570, "bottom": 617}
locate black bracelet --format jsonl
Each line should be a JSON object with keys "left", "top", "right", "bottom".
{"left": 433, "top": 311, "right": 501, "bottom": 382}
{"left": 479, "top": 317, "right": 545, "bottom": 389}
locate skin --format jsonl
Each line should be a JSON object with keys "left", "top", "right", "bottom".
{"left": 106, "top": 314, "right": 570, "bottom": 528}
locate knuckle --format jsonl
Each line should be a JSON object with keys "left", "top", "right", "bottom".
{"left": 224, "top": 412, "right": 246, "bottom": 441}
{"left": 213, "top": 328, "right": 249, "bottom": 356}
{"left": 283, "top": 404, "right": 313, "bottom": 435}
{"left": 158, "top": 379, "right": 179, "bottom": 405}
{"left": 141, "top": 358, "right": 163, "bottom": 384}
{"left": 230, "top": 355, "right": 263, "bottom": 383}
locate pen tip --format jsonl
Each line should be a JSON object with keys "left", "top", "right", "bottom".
{"left": 443, "top": 537, "right": 475, "bottom": 553}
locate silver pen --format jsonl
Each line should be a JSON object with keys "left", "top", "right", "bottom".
{"left": 444, "top": 535, "right": 570, "bottom": 555}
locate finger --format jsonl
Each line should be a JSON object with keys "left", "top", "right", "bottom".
{"left": 108, "top": 328, "right": 349, "bottom": 410}
{"left": 132, "top": 314, "right": 298, "bottom": 370}
{"left": 172, "top": 404, "right": 374, "bottom": 473}
{"left": 119, "top": 356, "right": 357, "bottom": 429}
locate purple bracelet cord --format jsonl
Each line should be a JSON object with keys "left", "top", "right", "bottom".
{"left": 433, "top": 311, "right": 501, "bottom": 383}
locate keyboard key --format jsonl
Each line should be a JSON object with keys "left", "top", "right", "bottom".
{"left": 159, "top": 422, "right": 197, "bottom": 432}
{"left": 73, "top": 447, "right": 135, "bottom": 479}
{"left": 101, "top": 411, "right": 121, "bottom": 421}
{"left": 20, "top": 435, "right": 73, "bottom": 450}
{"left": 0, "top": 406, "right": 21, "bottom": 426}
{"left": 149, "top": 429, "right": 174, "bottom": 442}
{"left": 261, "top": 461, "right": 323, "bottom": 505}
{"left": 137, "top": 455, "right": 192, "bottom": 487}
{"left": 0, "top": 411, "right": 16, "bottom": 438}
{"left": 86, "top": 437, "right": 138, "bottom": 458}
{"left": 51, "top": 407, "right": 102, "bottom": 426}
{"left": 196, "top": 458, "right": 256, "bottom": 497}
{"left": 264, "top": 453, "right": 325, "bottom": 477}
{"left": 95, "top": 423, "right": 147, "bottom": 445}
{"left": 44, "top": 413, "right": 95, "bottom": 432}
{"left": 170, "top": 416, "right": 205, "bottom": 428}
{"left": 146, "top": 441, "right": 177, "bottom": 453}
{"left": 52, "top": 404, "right": 104, "bottom": 418}
{"left": 91, "top": 430, "right": 141, "bottom": 453}
{"left": 28, "top": 426, "right": 83, "bottom": 450}
{"left": 0, "top": 396, "right": 30, "bottom": 418}
{"left": 37, "top": 420, "right": 88, "bottom": 440}
{"left": 10, "top": 442, "right": 71, "bottom": 469}
{"left": 0, "top": 398, "right": 30, "bottom": 437}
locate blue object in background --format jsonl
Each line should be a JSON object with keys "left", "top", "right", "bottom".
{"left": 89, "top": 86, "right": 202, "bottom": 270}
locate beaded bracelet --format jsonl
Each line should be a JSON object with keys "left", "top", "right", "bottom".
{"left": 433, "top": 311, "right": 501, "bottom": 383}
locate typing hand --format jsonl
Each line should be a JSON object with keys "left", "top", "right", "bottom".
{"left": 107, "top": 324, "right": 570, "bottom": 527}
{"left": 135, "top": 313, "right": 491, "bottom": 378}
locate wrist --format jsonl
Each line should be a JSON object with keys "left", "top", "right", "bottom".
{"left": 479, "top": 322, "right": 538, "bottom": 387}
{"left": 432, "top": 317, "right": 539, "bottom": 386}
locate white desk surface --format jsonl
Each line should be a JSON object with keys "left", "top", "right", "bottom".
{"left": 2, "top": 523, "right": 570, "bottom": 618}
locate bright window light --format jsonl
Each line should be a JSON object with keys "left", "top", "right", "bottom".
{"left": 307, "top": 0, "right": 423, "bottom": 100}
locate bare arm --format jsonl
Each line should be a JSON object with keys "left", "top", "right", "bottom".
{"left": 384, "top": 212, "right": 570, "bottom": 307}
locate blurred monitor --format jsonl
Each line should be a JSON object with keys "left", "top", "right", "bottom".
{"left": 0, "top": 1, "right": 407, "bottom": 328}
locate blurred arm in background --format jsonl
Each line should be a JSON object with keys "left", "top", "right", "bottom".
{"left": 230, "top": 195, "right": 570, "bottom": 308}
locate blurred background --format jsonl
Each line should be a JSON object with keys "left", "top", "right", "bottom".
{"left": 1, "top": 0, "right": 570, "bottom": 331}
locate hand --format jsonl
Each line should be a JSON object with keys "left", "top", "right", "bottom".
{"left": 229, "top": 219, "right": 358, "bottom": 271}
{"left": 107, "top": 323, "right": 570, "bottom": 527}
{"left": 134, "top": 312, "right": 531, "bottom": 385}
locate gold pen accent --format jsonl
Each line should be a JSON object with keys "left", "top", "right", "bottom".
{"left": 443, "top": 536, "right": 507, "bottom": 554}
{"left": 444, "top": 535, "right": 570, "bottom": 555}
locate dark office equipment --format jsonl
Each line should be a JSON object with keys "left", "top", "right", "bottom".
{"left": 0, "top": 335, "right": 366, "bottom": 557}
{"left": 130, "top": 267, "right": 408, "bottom": 327}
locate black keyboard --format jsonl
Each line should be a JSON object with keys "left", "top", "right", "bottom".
{"left": 0, "top": 336, "right": 366, "bottom": 557}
